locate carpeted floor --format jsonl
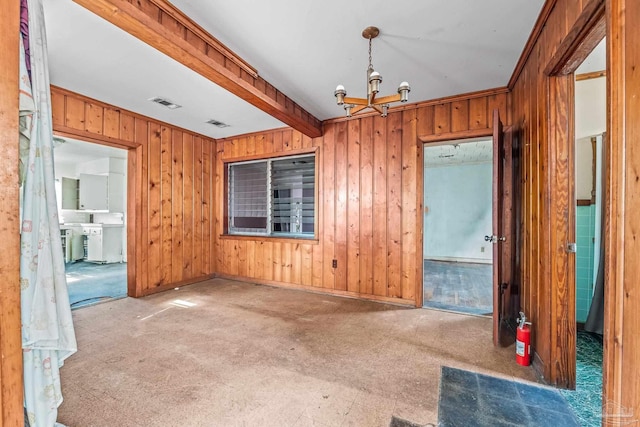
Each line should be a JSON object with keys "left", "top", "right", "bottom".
{"left": 423, "top": 260, "right": 493, "bottom": 316}
{"left": 561, "top": 331, "right": 603, "bottom": 426}
{"left": 65, "top": 260, "right": 127, "bottom": 309}
{"left": 58, "top": 278, "right": 539, "bottom": 426}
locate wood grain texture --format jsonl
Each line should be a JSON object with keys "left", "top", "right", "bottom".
{"left": 346, "top": 120, "right": 361, "bottom": 293}
{"left": 548, "top": 75, "right": 576, "bottom": 389}
{"left": 510, "top": 0, "right": 595, "bottom": 388}
{"left": 604, "top": 0, "right": 640, "bottom": 419}
{"left": 492, "top": 110, "right": 504, "bottom": 347}
{"left": 51, "top": 87, "right": 215, "bottom": 296}
{"left": 544, "top": 0, "right": 606, "bottom": 75}
{"left": 0, "top": 1, "right": 24, "bottom": 423}
{"left": 215, "top": 92, "right": 511, "bottom": 305}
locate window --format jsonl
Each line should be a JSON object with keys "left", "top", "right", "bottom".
{"left": 228, "top": 153, "right": 315, "bottom": 237}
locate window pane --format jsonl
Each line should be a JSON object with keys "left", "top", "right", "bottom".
{"left": 271, "top": 155, "right": 315, "bottom": 235}
{"left": 229, "top": 162, "right": 268, "bottom": 233}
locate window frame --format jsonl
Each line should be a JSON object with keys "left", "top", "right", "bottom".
{"left": 223, "top": 148, "right": 319, "bottom": 241}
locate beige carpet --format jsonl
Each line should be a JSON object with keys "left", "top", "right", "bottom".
{"left": 58, "top": 278, "right": 538, "bottom": 426}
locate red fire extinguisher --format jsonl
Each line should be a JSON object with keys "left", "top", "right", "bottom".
{"left": 516, "top": 312, "right": 532, "bottom": 366}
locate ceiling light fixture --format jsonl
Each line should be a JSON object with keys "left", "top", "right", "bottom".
{"left": 334, "top": 26, "right": 410, "bottom": 118}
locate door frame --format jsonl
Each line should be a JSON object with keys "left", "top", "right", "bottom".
{"left": 418, "top": 127, "right": 514, "bottom": 333}
{"left": 52, "top": 129, "right": 141, "bottom": 298}
{"left": 543, "top": 0, "right": 605, "bottom": 390}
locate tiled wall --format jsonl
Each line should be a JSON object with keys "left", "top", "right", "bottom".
{"left": 576, "top": 205, "right": 595, "bottom": 322}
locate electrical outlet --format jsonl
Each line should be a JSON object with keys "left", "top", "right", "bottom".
{"left": 332, "top": 259, "right": 338, "bottom": 268}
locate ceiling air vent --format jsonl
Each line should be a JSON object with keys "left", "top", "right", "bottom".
{"left": 148, "top": 97, "right": 182, "bottom": 110}
{"left": 206, "top": 119, "right": 230, "bottom": 128}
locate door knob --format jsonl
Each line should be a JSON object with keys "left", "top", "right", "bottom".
{"left": 484, "top": 235, "right": 506, "bottom": 243}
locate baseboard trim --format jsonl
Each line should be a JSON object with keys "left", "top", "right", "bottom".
{"left": 213, "top": 273, "right": 416, "bottom": 307}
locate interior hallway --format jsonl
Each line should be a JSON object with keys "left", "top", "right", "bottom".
{"left": 58, "top": 278, "right": 539, "bottom": 426}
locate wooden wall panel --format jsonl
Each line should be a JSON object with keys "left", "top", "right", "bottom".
{"left": 386, "top": 112, "right": 404, "bottom": 299}
{"left": 215, "top": 91, "right": 505, "bottom": 305}
{"left": 605, "top": 0, "right": 640, "bottom": 419}
{"left": 509, "top": 0, "right": 590, "bottom": 387}
{"left": 346, "top": 120, "right": 361, "bottom": 293}
{"left": 372, "top": 115, "right": 388, "bottom": 297}
{"left": 334, "top": 122, "right": 348, "bottom": 291}
{"left": 50, "top": 86, "right": 216, "bottom": 296}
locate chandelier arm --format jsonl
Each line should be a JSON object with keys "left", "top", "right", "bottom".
{"left": 343, "top": 97, "right": 369, "bottom": 106}
{"left": 370, "top": 105, "right": 384, "bottom": 114}
{"left": 368, "top": 91, "right": 377, "bottom": 105}
{"left": 372, "top": 93, "right": 402, "bottom": 105}
{"left": 350, "top": 105, "right": 369, "bottom": 115}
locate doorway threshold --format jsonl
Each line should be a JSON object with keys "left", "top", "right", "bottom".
{"left": 422, "top": 302, "right": 492, "bottom": 318}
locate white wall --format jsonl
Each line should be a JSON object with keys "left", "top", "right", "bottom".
{"left": 423, "top": 161, "right": 493, "bottom": 263}
{"left": 575, "top": 76, "right": 606, "bottom": 201}
{"left": 575, "top": 77, "right": 606, "bottom": 140}
{"left": 575, "top": 137, "right": 594, "bottom": 200}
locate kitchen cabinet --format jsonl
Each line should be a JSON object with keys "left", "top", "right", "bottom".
{"left": 61, "top": 177, "right": 79, "bottom": 210}
{"left": 78, "top": 173, "right": 124, "bottom": 212}
{"left": 79, "top": 174, "right": 108, "bottom": 210}
{"left": 59, "top": 225, "right": 84, "bottom": 263}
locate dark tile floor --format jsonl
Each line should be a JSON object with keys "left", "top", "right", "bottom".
{"left": 561, "top": 331, "right": 603, "bottom": 426}
{"left": 65, "top": 260, "right": 127, "bottom": 309}
{"left": 438, "top": 366, "right": 580, "bottom": 427}
{"left": 423, "top": 260, "right": 493, "bottom": 315}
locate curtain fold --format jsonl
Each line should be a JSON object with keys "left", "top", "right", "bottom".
{"left": 20, "top": 0, "right": 78, "bottom": 425}
{"left": 585, "top": 133, "right": 605, "bottom": 335}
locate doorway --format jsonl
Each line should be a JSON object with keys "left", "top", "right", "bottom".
{"left": 422, "top": 138, "right": 494, "bottom": 316}
{"left": 53, "top": 136, "right": 128, "bottom": 308}
{"left": 560, "top": 38, "right": 606, "bottom": 427}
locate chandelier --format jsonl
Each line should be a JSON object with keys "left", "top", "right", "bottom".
{"left": 334, "top": 26, "right": 410, "bottom": 118}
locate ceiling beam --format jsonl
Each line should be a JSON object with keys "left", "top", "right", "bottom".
{"left": 73, "top": 0, "right": 323, "bottom": 138}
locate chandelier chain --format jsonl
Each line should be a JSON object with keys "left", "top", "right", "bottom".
{"left": 334, "top": 26, "right": 410, "bottom": 118}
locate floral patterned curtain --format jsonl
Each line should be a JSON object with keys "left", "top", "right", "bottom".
{"left": 20, "top": 0, "right": 77, "bottom": 425}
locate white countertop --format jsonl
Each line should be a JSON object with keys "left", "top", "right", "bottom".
{"left": 61, "top": 223, "right": 124, "bottom": 228}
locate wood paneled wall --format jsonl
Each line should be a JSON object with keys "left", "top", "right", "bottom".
{"left": 51, "top": 87, "right": 216, "bottom": 296}
{"left": 0, "top": 0, "right": 25, "bottom": 424}
{"left": 215, "top": 91, "right": 509, "bottom": 306}
{"left": 510, "top": 0, "right": 597, "bottom": 387}
{"left": 605, "top": 0, "right": 640, "bottom": 418}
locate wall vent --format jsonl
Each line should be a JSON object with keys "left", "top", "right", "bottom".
{"left": 206, "top": 119, "right": 230, "bottom": 128}
{"left": 148, "top": 97, "right": 182, "bottom": 110}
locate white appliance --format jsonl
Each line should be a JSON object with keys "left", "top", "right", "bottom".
{"left": 82, "top": 224, "right": 123, "bottom": 263}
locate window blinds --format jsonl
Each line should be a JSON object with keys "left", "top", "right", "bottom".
{"left": 271, "top": 155, "right": 315, "bottom": 235}
{"left": 229, "top": 161, "right": 268, "bottom": 232}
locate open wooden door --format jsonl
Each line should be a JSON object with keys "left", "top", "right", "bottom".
{"left": 490, "top": 110, "right": 517, "bottom": 347}
{"left": 491, "top": 110, "right": 504, "bottom": 346}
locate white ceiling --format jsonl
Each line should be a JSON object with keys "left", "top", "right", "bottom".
{"left": 44, "top": 0, "right": 285, "bottom": 139}
{"left": 424, "top": 139, "right": 493, "bottom": 167}
{"left": 44, "top": 0, "right": 545, "bottom": 140}
{"left": 53, "top": 136, "right": 126, "bottom": 171}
